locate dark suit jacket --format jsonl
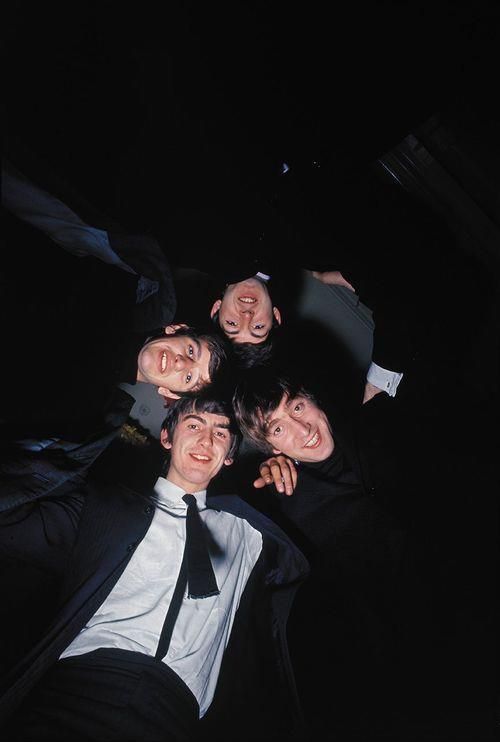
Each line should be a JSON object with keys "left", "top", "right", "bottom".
{"left": 1, "top": 195, "right": 175, "bottom": 445}
{"left": 257, "top": 167, "right": 498, "bottom": 399}
{"left": 1, "top": 144, "right": 178, "bottom": 447}
{"left": 0, "top": 461, "right": 309, "bottom": 741}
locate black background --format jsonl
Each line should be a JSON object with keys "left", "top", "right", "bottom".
{"left": 3, "top": 3, "right": 500, "bottom": 740}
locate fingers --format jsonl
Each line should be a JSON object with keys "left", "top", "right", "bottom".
{"left": 256, "top": 456, "right": 298, "bottom": 496}
{"left": 362, "top": 381, "right": 383, "bottom": 404}
{"left": 340, "top": 275, "right": 355, "bottom": 292}
{"left": 311, "top": 270, "right": 355, "bottom": 293}
{"left": 164, "top": 323, "right": 189, "bottom": 335}
{"left": 253, "top": 476, "right": 268, "bottom": 489}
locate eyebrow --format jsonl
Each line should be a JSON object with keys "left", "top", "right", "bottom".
{"left": 189, "top": 378, "right": 206, "bottom": 392}
{"left": 263, "top": 398, "right": 295, "bottom": 431}
{"left": 191, "top": 338, "right": 202, "bottom": 360}
{"left": 184, "top": 339, "right": 203, "bottom": 388}
{"left": 224, "top": 328, "right": 268, "bottom": 339}
{"left": 183, "top": 414, "right": 231, "bottom": 430}
{"left": 263, "top": 411, "right": 280, "bottom": 431}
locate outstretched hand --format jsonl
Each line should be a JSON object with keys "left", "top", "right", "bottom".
{"left": 253, "top": 455, "right": 298, "bottom": 496}
{"left": 362, "top": 381, "right": 384, "bottom": 404}
{"left": 311, "top": 270, "right": 355, "bottom": 293}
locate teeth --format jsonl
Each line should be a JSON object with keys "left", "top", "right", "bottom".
{"left": 161, "top": 352, "right": 167, "bottom": 372}
{"left": 305, "top": 432, "right": 319, "bottom": 448}
{"left": 239, "top": 297, "right": 256, "bottom": 303}
{"left": 192, "top": 454, "right": 210, "bottom": 461}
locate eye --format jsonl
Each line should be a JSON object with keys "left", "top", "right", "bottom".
{"left": 187, "top": 423, "right": 199, "bottom": 430}
{"left": 185, "top": 372, "right": 193, "bottom": 384}
{"left": 293, "top": 402, "right": 304, "bottom": 414}
{"left": 225, "top": 320, "right": 238, "bottom": 327}
{"left": 187, "top": 344, "right": 194, "bottom": 357}
{"left": 215, "top": 430, "right": 227, "bottom": 439}
{"left": 253, "top": 323, "right": 265, "bottom": 330}
{"left": 272, "top": 425, "right": 283, "bottom": 436}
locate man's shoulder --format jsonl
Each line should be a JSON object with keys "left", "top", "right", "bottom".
{"left": 208, "top": 492, "right": 310, "bottom": 579}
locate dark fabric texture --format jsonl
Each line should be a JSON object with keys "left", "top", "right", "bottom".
{"left": 0, "top": 463, "right": 309, "bottom": 740}
{"left": 3, "top": 648, "right": 198, "bottom": 742}
{"left": 1, "top": 149, "right": 177, "bottom": 446}
{"left": 0, "top": 209, "right": 141, "bottom": 443}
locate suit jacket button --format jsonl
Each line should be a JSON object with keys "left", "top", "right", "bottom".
{"left": 144, "top": 504, "right": 153, "bottom": 515}
{"left": 127, "top": 543, "right": 136, "bottom": 552}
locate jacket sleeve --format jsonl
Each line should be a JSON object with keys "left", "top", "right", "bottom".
{"left": 0, "top": 483, "right": 84, "bottom": 576}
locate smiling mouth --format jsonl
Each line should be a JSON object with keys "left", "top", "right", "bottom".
{"left": 304, "top": 431, "right": 321, "bottom": 448}
{"left": 190, "top": 453, "right": 211, "bottom": 462}
{"left": 238, "top": 296, "right": 257, "bottom": 304}
{"left": 160, "top": 351, "right": 168, "bottom": 374}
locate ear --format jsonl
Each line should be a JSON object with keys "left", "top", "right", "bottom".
{"left": 272, "top": 306, "right": 282, "bottom": 325}
{"left": 210, "top": 299, "right": 222, "bottom": 318}
{"left": 158, "top": 386, "right": 181, "bottom": 401}
{"left": 223, "top": 457, "right": 234, "bottom": 467}
{"left": 160, "top": 428, "right": 172, "bottom": 450}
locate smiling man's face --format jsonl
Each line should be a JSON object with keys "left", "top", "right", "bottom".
{"left": 136, "top": 334, "right": 212, "bottom": 398}
{"left": 161, "top": 411, "right": 234, "bottom": 491}
{"left": 210, "top": 277, "right": 281, "bottom": 344}
{"left": 263, "top": 393, "right": 335, "bottom": 463}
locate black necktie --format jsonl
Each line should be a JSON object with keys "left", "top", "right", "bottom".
{"left": 182, "top": 493, "right": 219, "bottom": 599}
{"left": 155, "top": 493, "right": 219, "bottom": 660}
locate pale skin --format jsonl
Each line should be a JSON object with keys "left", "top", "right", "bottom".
{"left": 211, "top": 273, "right": 351, "bottom": 345}
{"left": 210, "top": 278, "right": 281, "bottom": 345}
{"left": 310, "top": 270, "right": 355, "bottom": 293}
{"left": 249, "top": 393, "right": 334, "bottom": 496}
{"left": 254, "top": 384, "right": 382, "bottom": 495}
{"left": 253, "top": 454, "right": 298, "bottom": 496}
{"left": 136, "top": 325, "right": 211, "bottom": 400}
{"left": 160, "top": 410, "right": 234, "bottom": 492}
{"left": 250, "top": 272, "right": 387, "bottom": 492}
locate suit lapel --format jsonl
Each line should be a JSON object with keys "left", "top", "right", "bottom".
{"left": 58, "top": 479, "right": 155, "bottom": 613}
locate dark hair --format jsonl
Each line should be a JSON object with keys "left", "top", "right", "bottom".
{"left": 228, "top": 334, "right": 278, "bottom": 369}
{"left": 232, "top": 370, "right": 317, "bottom": 452}
{"left": 161, "top": 392, "right": 241, "bottom": 460}
{"left": 211, "top": 276, "right": 282, "bottom": 353}
{"left": 142, "top": 325, "right": 228, "bottom": 396}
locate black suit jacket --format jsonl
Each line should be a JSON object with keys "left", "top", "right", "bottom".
{"left": 1, "top": 184, "right": 175, "bottom": 445}
{"left": 0, "top": 461, "right": 309, "bottom": 741}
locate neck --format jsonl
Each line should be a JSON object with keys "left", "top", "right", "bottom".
{"left": 165, "top": 469, "right": 209, "bottom": 494}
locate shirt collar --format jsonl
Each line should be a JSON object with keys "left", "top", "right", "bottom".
{"left": 255, "top": 271, "right": 271, "bottom": 282}
{"left": 153, "top": 477, "right": 207, "bottom": 510}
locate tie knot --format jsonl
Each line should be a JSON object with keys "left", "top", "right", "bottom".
{"left": 182, "top": 494, "right": 197, "bottom": 508}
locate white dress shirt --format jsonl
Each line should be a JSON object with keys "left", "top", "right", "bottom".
{"left": 61, "top": 478, "right": 263, "bottom": 717}
{"left": 367, "top": 361, "right": 404, "bottom": 397}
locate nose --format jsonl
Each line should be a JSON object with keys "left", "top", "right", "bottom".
{"left": 291, "top": 418, "right": 310, "bottom": 437}
{"left": 174, "top": 354, "right": 193, "bottom": 370}
{"left": 198, "top": 429, "right": 213, "bottom": 447}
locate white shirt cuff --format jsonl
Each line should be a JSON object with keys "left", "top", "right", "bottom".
{"left": 367, "top": 362, "right": 403, "bottom": 398}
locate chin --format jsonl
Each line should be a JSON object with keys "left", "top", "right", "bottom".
{"left": 302, "top": 442, "right": 334, "bottom": 463}
{"left": 185, "top": 470, "right": 211, "bottom": 485}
